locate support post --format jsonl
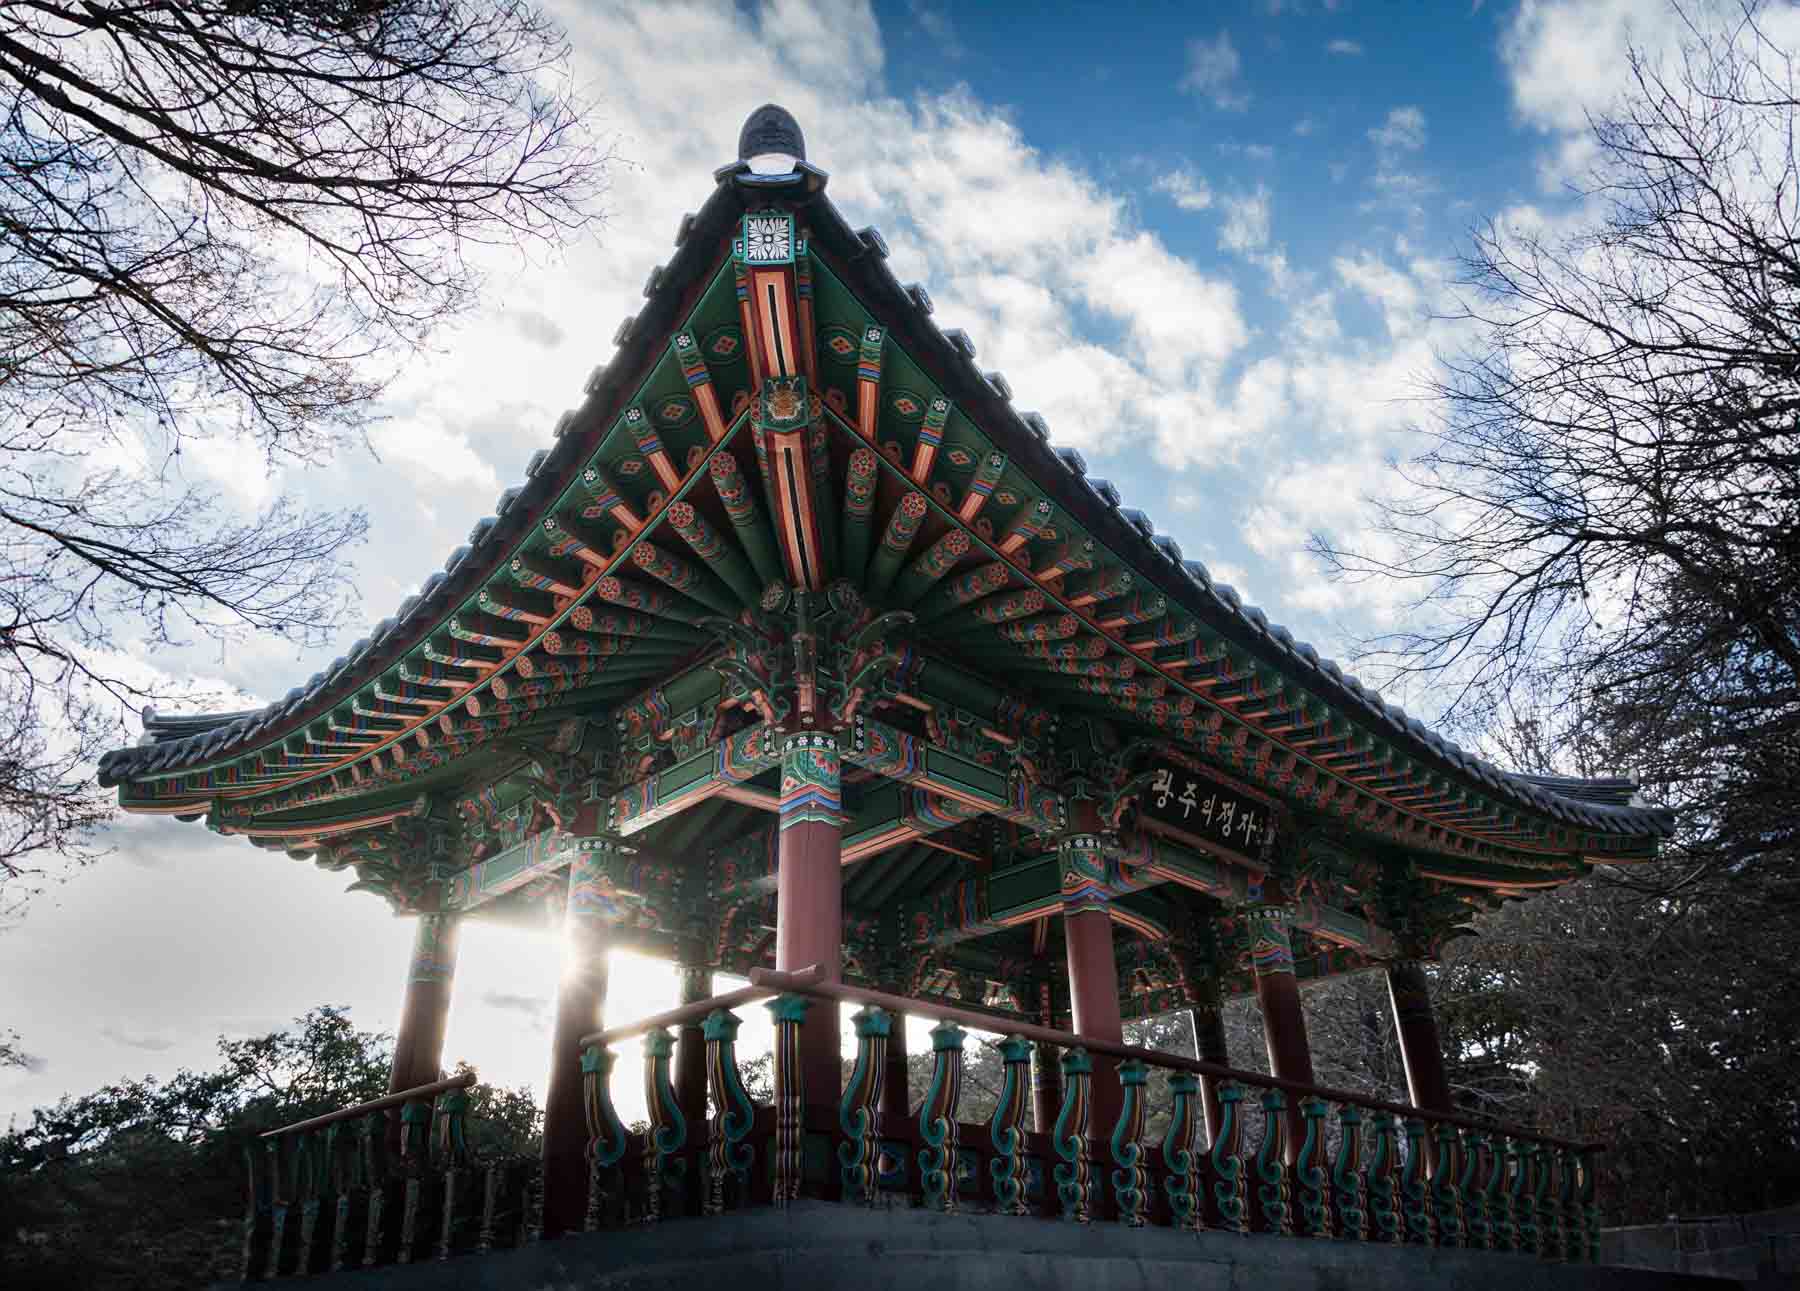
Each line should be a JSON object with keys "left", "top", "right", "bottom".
{"left": 1031, "top": 973, "right": 1063, "bottom": 1136}
{"left": 674, "top": 957, "right": 713, "bottom": 1131}
{"left": 1063, "top": 902, "right": 1124, "bottom": 1150}
{"left": 387, "top": 912, "right": 459, "bottom": 1153}
{"left": 1191, "top": 991, "right": 1232, "bottom": 1148}
{"left": 775, "top": 732, "right": 844, "bottom": 1107}
{"left": 1386, "top": 958, "right": 1453, "bottom": 1113}
{"left": 1247, "top": 905, "right": 1316, "bottom": 1164}
{"left": 540, "top": 851, "right": 614, "bottom": 1237}
{"left": 880, "top": 1009, "right": 910, "bottom": 1126}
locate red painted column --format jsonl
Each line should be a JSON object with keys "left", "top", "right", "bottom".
{"left": 1247, "top": 905, "right": 1316, "bottom": 1164}
{"left": 1387, "top": 958, "right": 1453, "bottom": 1111}
{"left": 1063, "top": 905, "right": 1124, "bottom": 1141}
{"left": 774, "top": 732, "right": 844, "bottom": 1108}
{"left": 539, "top": 852, "right": 613, "bottom": 1237}
{"left": 388, "top": 911, "right": 460, "bottom": 1093}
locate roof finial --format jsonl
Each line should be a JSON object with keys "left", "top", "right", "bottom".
{"left": 738, "top": 103, "right": 806, "bottom": 171}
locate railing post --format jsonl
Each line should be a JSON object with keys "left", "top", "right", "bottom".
{"left": 1162, "top": 1072, "right": 1203, "bottom": 1233}
{"left": 1330, "top": 1104, "right": 1367, "bottom": 1241}
{"left": 703, "top": 1008, "right": 757, "bottom": 1215}
{"left": 580, "top": 1045, "right": 627, "bottom": 1230}
{"left": 1531, "top": 1141, "right": 1556, "bottom": 1258}
{"left": 1294, "top": 1097, "right": 1330, "bottom": 1238}
{"left": 293, "top": 1130, "right": 324, "bottom": 1274}
{"left": 397, "top": 1097, "right": 434, "bottom": 1263}
{"left": 1208, "top": 1079, "right": 1248, "bottom": 1234}
{"left": 642, "top": 1027, "right": 688, "bottom": 1222}
{"left": 1431, "top": 1120, "right": 1464, "bottom": 1248}
{"left": 1365, "top": 1112, "right": 1401, "bottom": 1244}
{"left": 1253, "top": 1088, "right": 1292, "bottom": 1236}
{"left": 263, "top": 1136, "right": 291, "bottom": 1278}
{"left": 1110, "top": 1058, "right": 1149, "bottom": 1226}
{"left": 361, "top": 1110, "right": 395, "bottom": 1266}
{"left": 240, "top": 1136, "right": 274, "bottom": 1281}
{"left": 989, "top": 1036, "right": 1034, "bottom": 1217}
{"left": 1399, "top": 1115, "right": 1433, "bottom": 1245}
{"left": 1511, "top": 1140, "right": 1538, "bottom": 1255}
{"left": 1052, "top": 1047, "right": 1094, "bottom": 1223}
{"left": 326, "top": 1122, "right": 357, "bottom": 1272}
{"left": 1462, "top": 1129, "right": 1493, "bottom": 1250}
{"left": 839, "top": 1006, "right": 891, "bottom": 1206}
{"left": 768, "top": 992, "right": 813, "bottom": 1205}
{"left": 1579, "top": 1148, "right": 1602, "bottom": 1265}
{"left": 1553, "top": 1145, "right": 1577, "bottom": 1261}
{"left": 478, "top": 1159, "right": 528, "bottom": 1254}
{"left": 435, "top": 1087, "right": 475, "bottom": 1259}
{"left": 918, "top": 1019, "right": 966, "bottom": 1213}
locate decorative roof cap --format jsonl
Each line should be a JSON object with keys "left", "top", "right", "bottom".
{"left": 738, "top": 104, "right": 805, "bottom": 166}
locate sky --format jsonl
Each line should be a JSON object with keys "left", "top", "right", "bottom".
{"left": 0, "top": 0, "right": 1734, "bottom": 1128}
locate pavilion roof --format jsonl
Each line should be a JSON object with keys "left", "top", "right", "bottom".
{"left": 97, "top": 108, "right": 1674, "bottom": 853}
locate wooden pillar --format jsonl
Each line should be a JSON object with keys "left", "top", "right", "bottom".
{"left": 1063, "top": 904, "right": 1124, "bottom": 1141}
{"left": 1247, "top": 905, "right": 1315, "bottom": 1163}
{"left": 389, "top": 911, "right": 460, "bottom": 1093}
{"left": 675, "top": 956, "right": 713, "bottom": 1129}
{"left": 1386, "top": 958, "right": 1453, "bottom": 1112}
{"left": 539, "top": 852, "right": 613, "bottom": 1237}
{"left": 774, "top": 732, "right": 844, "bottom": 1107}
{"left": 880, "top": 1010, "right": 910, "bottom": 1126}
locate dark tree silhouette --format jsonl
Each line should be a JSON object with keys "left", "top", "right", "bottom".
{"left": 0, "top": 1, "right": 608, "bottom": 897}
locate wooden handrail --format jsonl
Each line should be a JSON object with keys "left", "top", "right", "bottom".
{"left": 577, "top": 963, "right": 824, "bottom": 1048}
{"left": 259, "top": 1072, "right": 477, "bottom": 1139}
{"left": 748, "top": 969, "right": 1603, "bottom": 1154}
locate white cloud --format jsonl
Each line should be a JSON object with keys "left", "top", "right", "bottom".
{"left": 1368, "top": 105, "right": 1427, "bottom": 152}
{"left": 1327, "top": 38, "right": 1364, "bottom": 55}
{"left": 1180, "top": 31, "right": 1251, "bottom": 111}
{"left": 1153, "top": 167, "right": 1215, "bottom": 211}
{"left": 1293, "top": 116, "right": 1317, "bottom": 136}
{"left": 909, "top": 1, "right": 965, "bottom": 58}
{"left": 1220, "top": 185, "right": 1273, "bottom": 253}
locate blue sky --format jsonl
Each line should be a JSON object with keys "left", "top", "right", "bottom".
{"left": 2, "top": 0, "right": 1723, "bottom": 1126}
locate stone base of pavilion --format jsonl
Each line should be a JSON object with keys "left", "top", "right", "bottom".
{"left": 208, "top": 1200, "right": 1732, "bottom": 1291}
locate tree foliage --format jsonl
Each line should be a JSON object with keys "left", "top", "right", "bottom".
{"left": 0, "top": 1005, "right": 538, "bottom": 1290}
{"left": 0, "top": 0, "right": 606, "bottom": 899}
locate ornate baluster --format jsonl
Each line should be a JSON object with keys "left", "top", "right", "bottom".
{"left": 1399, "top": 1116, "right": 1432, "bottom": 1245}
{"left": 580, "top": 1044, "right": 628, "bottom": 1230}
{"left": 1531, "top": 1142, "right": 1555, "bottom": 1258}
{"left": 918, "top": 1019, "right": 966, "bottom": 1212}
{"left": 240, "top": 1136, "right": 274, "bottom": 1280}
{"left": 1512, "top": 1141, "right": 1539, "bottom": 1255}
{"left": 838, "top": 1006, "right": 890, "bottom": 1206}
{"left": 361, "top": 1111, "right": 393, "bottom": 1267}
{"left": 768, "top": 993, "right": 812, "bottom": 1205}
{"left": 1110, "top": 1058, "right": 1150, "bottom": 1226}
{"left": 989, "top": 1036, "right": 1033, "bottom": 1217}
{"left": 397, "top": 1098, "right": 432, "bottom": 1263}
{"left": 1579, "top": 1148, "right": 1602, "bottom": 1265}
{"left": 1293, "top": 1096, "right": 1330, "bottom": 1238}
{"left": 1461, "top": 1129, "right": 1492, "bottom": 1250}
{"left": 1431, "top": 1121, "right": 1463, "bottom": 1247}
{"left": 704, "top": 1008, "right": 756, "bottom": 1215}
{"left": 1330, "top": 1104, "right": 1367, "bottom": 1240}
{"left": 1162, "top": 1073, "right": 1203, "bottom": 1233}
{"left": 1208, "top": 1079, "right": 1248, "bottom": 1234}
{"left": 477, "top": 1160, "right": 523, "bottom": 1254}
{"left": 1052, "top": 1047, "right": 1094, "bottom": 1223}
{"left": 326, "top": 1123, "right": 355, "bottom": 1272}
{"left": 1365, "top": 1113, "right": 1401, "bottom": 1244}
{"left": 263, "top": 1137, "right": 290, "bottom": 1278}
{"left": 292, "top": 1130, "right": 323, "bottom": 1274}
{"left": 641, "top": 1026, "right": 687, "bottom": 1222}
{"left": 1253, "top": 1088, "right": 1292, "bottom": 1235}
{"left": 435, "top": 1088, "right": 473, "bottom": 1260}
{"left": 1553, "top": 1146, "right": 1578, "bottom": 1261}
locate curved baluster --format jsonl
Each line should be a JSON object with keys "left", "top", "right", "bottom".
{"left": 264, "top": 1136, "right": 291, "bottom": 1278}
{"left": 241, "top": 1136, "right": 273, "bottom": 1279}
{"left": 397, "top": 1100, "right": 432, "bottom": 1263}
{"left": 641, "top": 1026, "right": 688, "bottom": 1222}
{"left": 917, "top": 1019, "right": 965, "bottom": 1212}
{"left": 703, "top": 1008, "right": 756, "bottom": 1215}
{"left": 838, "top": 1006, "right": 891, "bottom": 1206}
{"left": 1399, "top": 1116, "right": 1432, "bottom": 1245}
{"left": 989, "top": 1036, "right": 1033, "bottom": 1216}
{"left": 1330, "top": 1104, "right": 1366, "bottom": 1240}
{"left": 1365, "top": 1113, "right": 1400, "bottom": 1243}
{"left": 1461, "top": 1129, "right": 1492, "bottom": 1249}
{"left": 1531, "top": 1142, "right": 1555, "bottom": 1258}
{"left": 1051, "top": 1047, "right": 1094, "bottom": 1223}
{"left": 1253, "top": 1088, "right": 1292, "bottom": 1235}
{"left": 580, "top": 1044, "right": 627, "bottom": 1230}
{"left": 1162, "top": 1073, "right": 1203, "bottom": 1233}
{"left": 1208, "top": 1079, "right": 1248, "bottom": 1234}
{"left": 1512, "top": 1141, "right": 1539, "bottom": 1255}
{"left": 767, "top": 993, "right": 812, "bottom": 1205}
{"left": 294, "top": 1130, "right": 325, "bottom": 1273}
{"left": 1293, "top": 1097, "right": 1330, "bottom": 1238}
{"left": 326, "top": 1122, "right": 356, "bottom": 1272}
{"left": 1431, "top": 1120, "right": 1463, "bottom": 1247}
{"left": 359, "top": 1112, "right": 392, "bottom": 1267}
{"left": 1579, "top": 1148, "right": 1602, "bottom": 1265}
{"left": 1110, "top": 1058, "right": 1150, "bottom": 1226}
{"left": 435, "top": 1088, "right": 474, "bottom": 1260}
{"left": 1554, "top": 1146, "right": 1578, "bottom": 1261}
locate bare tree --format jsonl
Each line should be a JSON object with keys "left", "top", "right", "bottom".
{"left": 0, "top": 1, "right": 607, "bottom": 897}
{"left": 1313, "top": 2, "right": 1798, "bottom": 880}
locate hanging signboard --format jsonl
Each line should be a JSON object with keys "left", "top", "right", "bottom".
{"left": 1140, "top": 760, "right": 1272, "bottom": 855}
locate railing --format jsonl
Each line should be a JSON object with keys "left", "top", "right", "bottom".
{"left": 240, "top": 1071, "right": 535, "bottom": 1279}
{"left": 577, "top": 969, "right": 1603, "bottom": 1262}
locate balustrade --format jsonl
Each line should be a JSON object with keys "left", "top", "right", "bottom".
{"left": 238, "top": 974, "right": 1605, "bottom": 1283}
